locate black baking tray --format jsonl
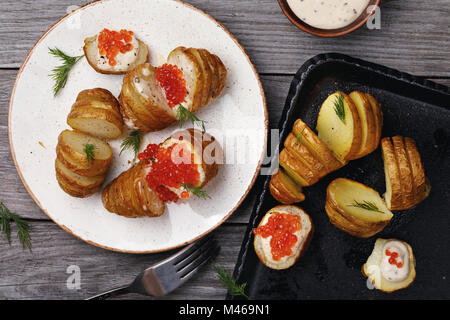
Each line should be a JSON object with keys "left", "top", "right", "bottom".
{"left": 229, "top": 53, "right": 450, "bottom": 300}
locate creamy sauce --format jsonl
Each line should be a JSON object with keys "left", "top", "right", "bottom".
{"left": 380, "top": 241, "right": 410, "bottom": 282}
{"left": 286, "top": 0, "right": 371, "bottom": 30}
{"left": 95, "top": 35, "right": 139, "bottom": 72}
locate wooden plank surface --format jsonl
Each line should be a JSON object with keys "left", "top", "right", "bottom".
{"left": 0, "top": 0, "right": 449, "bottom": 76}
{"left": 0, "top": 221, "right": 245, "bottom": 300}
{"left": 0, "top": 0, "right": 449, "bottom": 300}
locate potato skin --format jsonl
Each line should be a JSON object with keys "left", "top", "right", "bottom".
{"left": 269, "top": 170, "right": 305, "bottom": 204}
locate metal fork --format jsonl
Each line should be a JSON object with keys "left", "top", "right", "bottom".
{"left": 86, "top": 235, "right": 220, "bottom": 300}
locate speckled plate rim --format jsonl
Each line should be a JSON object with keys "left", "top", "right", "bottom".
{"left": 8, "top": 0, "right": 268, "bottom": 254}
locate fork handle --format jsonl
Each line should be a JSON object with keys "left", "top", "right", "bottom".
{"left": 86, "top": 285, "right": 130, "bottom": 300}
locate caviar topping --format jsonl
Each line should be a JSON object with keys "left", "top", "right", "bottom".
{"left": 98, "top": 28, "right": 134, "bottom": 66}
{"left": 156, "top": 64, "right": 187, "bottom": 107}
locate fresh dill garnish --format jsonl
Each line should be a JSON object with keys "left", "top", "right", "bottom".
{"left": 0, "top": 202, "right": 32, "bottom": 251}
{"left": 83, "top": 143, "right": 96, "bottom": 164}
{"left": 48, "top": 47, "right": 84, "bottom": 96}
{"left": 180, "top": 183, "right": 211, "bottom": 199}
{"left": 176, "top": 104, "right": 206, "bottom": 131}
{"left": 348, "top": 200, "right": 384, "bottom": 213}
{"left": 120, "top": 130, "right": 142, "bottom": 160}
{"left": 213, "top": 264, "right": 250, "bottom": 300}
{"left": 333, "top": 93, "right": 346, "bottom": 124}
{"left": 295, "top": 128, "right": 306, "bottom": 144}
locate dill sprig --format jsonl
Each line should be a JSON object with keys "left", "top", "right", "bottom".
{"left": 176, "top": 104, "right": 206, "bottom": 131}
{"left": 48, "top": 47, "right": 84, "bottom": 96}
{"left": 180, "top": 183, "right": 211, "bottom": 199}
{"left": 213, "top": 264, "right": 250, "bottom": 300}
{"left": 295, "top": 128, "right": 306, "bottom": 144}
{"left": 333, "top": 93, "right": 346, "bottom": 124}
{"left": 348, "top": 200, "right": 384, "bottom": 214}
{"left": 120, "top": 131, "right": 142, "bottom": 160}
{"left": 0, "top": 202, "right": 32, "bottom": 251}
{"left": 83, "top": 143, "right": 96, "bottom": 164}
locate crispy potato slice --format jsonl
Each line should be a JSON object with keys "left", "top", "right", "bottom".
{"left": 284, "top": 133, "right": 328, "bottom": 178}
{"left": 279, "top": 148, "right": 319, "bottom": 187}
{"left": 56, "top": 170, "right": 100, "bottom": 198}
{"left": 326, "top": 178, "right": 393, "bottom": 231}
{"left": 392, "top": 136, "right": 415, "bottom": 208}
{"left": 188, "top": 48, "right": 212, "bottom": 109}
{"left": 381, "top": 137, "right": 404, "bottom": 210}
{"left": 365, "top": 93, "right": 383, "bottom": 150}
{"left": 84, "top": 34, "right": 149, "bottom": 74}
{"left": 349, "top": 91, "right": 378, "bottom": 159}
{"left": 55, "top": 158, "right": 104, "bottom": 193}
{"left": 316, "top": 91, "right": 362, "bottom": 163}
{"left": 362, "top": 238, "right": 416, "bottom": 293}
{"left": 253, "top": 205, "right": 313, "bottom": 270}
{"left": 269, "top": 169, "right": 305, "bottom": 204}
{"left": 404, "top": 137, "right": 430, "bottom": 205}
{"left": 293, "top": 119, "right": 343, "bottom": 173}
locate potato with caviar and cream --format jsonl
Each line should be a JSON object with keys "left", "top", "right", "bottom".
{"left": 119, "top": 47, "right": 227, "bottom": 132}
{"left": 84, "top": 28, "right": 149, "bottom": 74}
{"left": 253, "top": 205, "right": 313, "bottom": 270}
{"left": 362, "top": 238, "right": 416, "bottom": 293}
{"left": 102, "top": 129, "right": 223, "bottom": 218}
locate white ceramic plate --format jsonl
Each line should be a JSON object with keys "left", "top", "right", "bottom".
{"left": 9, "top": 0, "right": 267, "bottom": 253}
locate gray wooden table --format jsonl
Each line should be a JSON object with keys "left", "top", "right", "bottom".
{"left": 0, "top": 0, "right": 449, "bottom": 300}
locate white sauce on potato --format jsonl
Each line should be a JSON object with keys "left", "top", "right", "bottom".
{"left": 286, "top": 0, "right": 371, "bottom": 30}
{"left": 380, "top": 241, "right": 410, "bottom": 282}
{"left": 95, "top": 35, "right": 139, "bottom": 72}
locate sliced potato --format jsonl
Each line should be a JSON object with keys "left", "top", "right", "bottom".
{"left": 55, "top": 158, "right": 104, "bottom": 195}
{"left": 187, "top": 48, "right": 211, "bottom": 109}
{"left": 326, "top": 178, "right": 393, "bottom": 235}
{"left": 381, "top": 137, "right": 404, "bottom": 210}
{"left": 269, "top": 169, "right": 305, "bottom": 204}
{"left": 253, "top": 205, "right": 313, "bottom": 270}
{"left": 364, "top": 93, "right": 383, "bottom": 150}
{"left": 349, "top": 91, "right": 377, "bottom": 159}
{"left": 284, "top": 132, "right": 328, "bottom": 178}
{"left": 392, "top": 136, "right": 415, "bottom": 208}
{"left": 57, "top": 129, "right": 112, "bottom": 177}
{"left": 279, "top": 148, "right": 318, "bottom": 187}
{"left": 362, "top": 238, "right": 416, "bottom": 293}
{"left": 404, "top": 137, "right": 430, "bottom": 205}
{"left": 56, "top": 170, "right": 100, "bottom": 198}
{"left": 83, "top": 34, "right": 149, "bottom": 74}
{"left": 316, "top": 91, "right": 362, "bottom": 163}
{"left": 292, "top": 119, "right": 343, "bottom": 173}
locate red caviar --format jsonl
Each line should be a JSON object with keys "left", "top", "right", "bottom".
{"left": 156, "top": 64, "right": 187, "bottom": 108}
{"left": 138, "top": 142, "right": 199, "bottom": 203}
{"left": 253, "top": 213, "right": 301, "bottom": 261}
{"left": 98, "top": 28, "right": 134, "bottom": 66}
{"left": 385, "top": 249, "right": 403, "bottom": 268}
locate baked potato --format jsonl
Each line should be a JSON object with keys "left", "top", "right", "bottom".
{"left": 269, "top": 169, "right": 305, "bottom": 204}
{"left": 83, "top": 29, "right": 149, "bottom": 74}
{"left": 279, "top": 148, "right": 319, "bottom": 187}
{"left": 316, "top": 91, "right": 362, "bottom": 163}
{"left": 253, "top": 205, "right": 313, "bottom": 270}
{"left": 362, "top": 238, "right": 416, "bottom": 293}
{"left": 56, "top": 129, "right": 112, "bottom": 177}
{"left": 364, "top": 93, "right": 383, "bottom": 150}
{"left": 67, "top": 88, "right": 124, "bottom": 139}
{"left": 119, "top": 47, "right": 227, "bottom": 132}
{"left": 382, "top": 136, "right": 430, "bottom": 210}
{"left": 325, "top": 178, "right": 393, "bottom": 238}
{"left": 102, "top": 129, "right": 223, "bottom": 218}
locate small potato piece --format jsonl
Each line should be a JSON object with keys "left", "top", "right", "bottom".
{"left": 326, "top": 178, "right": 393, "bottom": 236}
{"left": 57, "top": 129, "right": 112, "bottom": 177}
{"left": 381, "top": 137, "right": 404, "bottom": 210}
{"left": 392, "top": 136, "right": 415, "bottom": 208}
{"left": 279, "top": 148, "right": 318, "bottom": 187}
{"left": 253, "top": 205, "right": 313, "bottom": 270}
{"left": 364, "top": 93, "right": 383, "bottom": 150}
{"left": 362, "top": 238, "right": 416, "bottom": 293}
{"left": 404, "top": 137, "right": 430, "bottom": 206}
{"left": 269, "top": 169, "right": 305, "bottom": 204}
